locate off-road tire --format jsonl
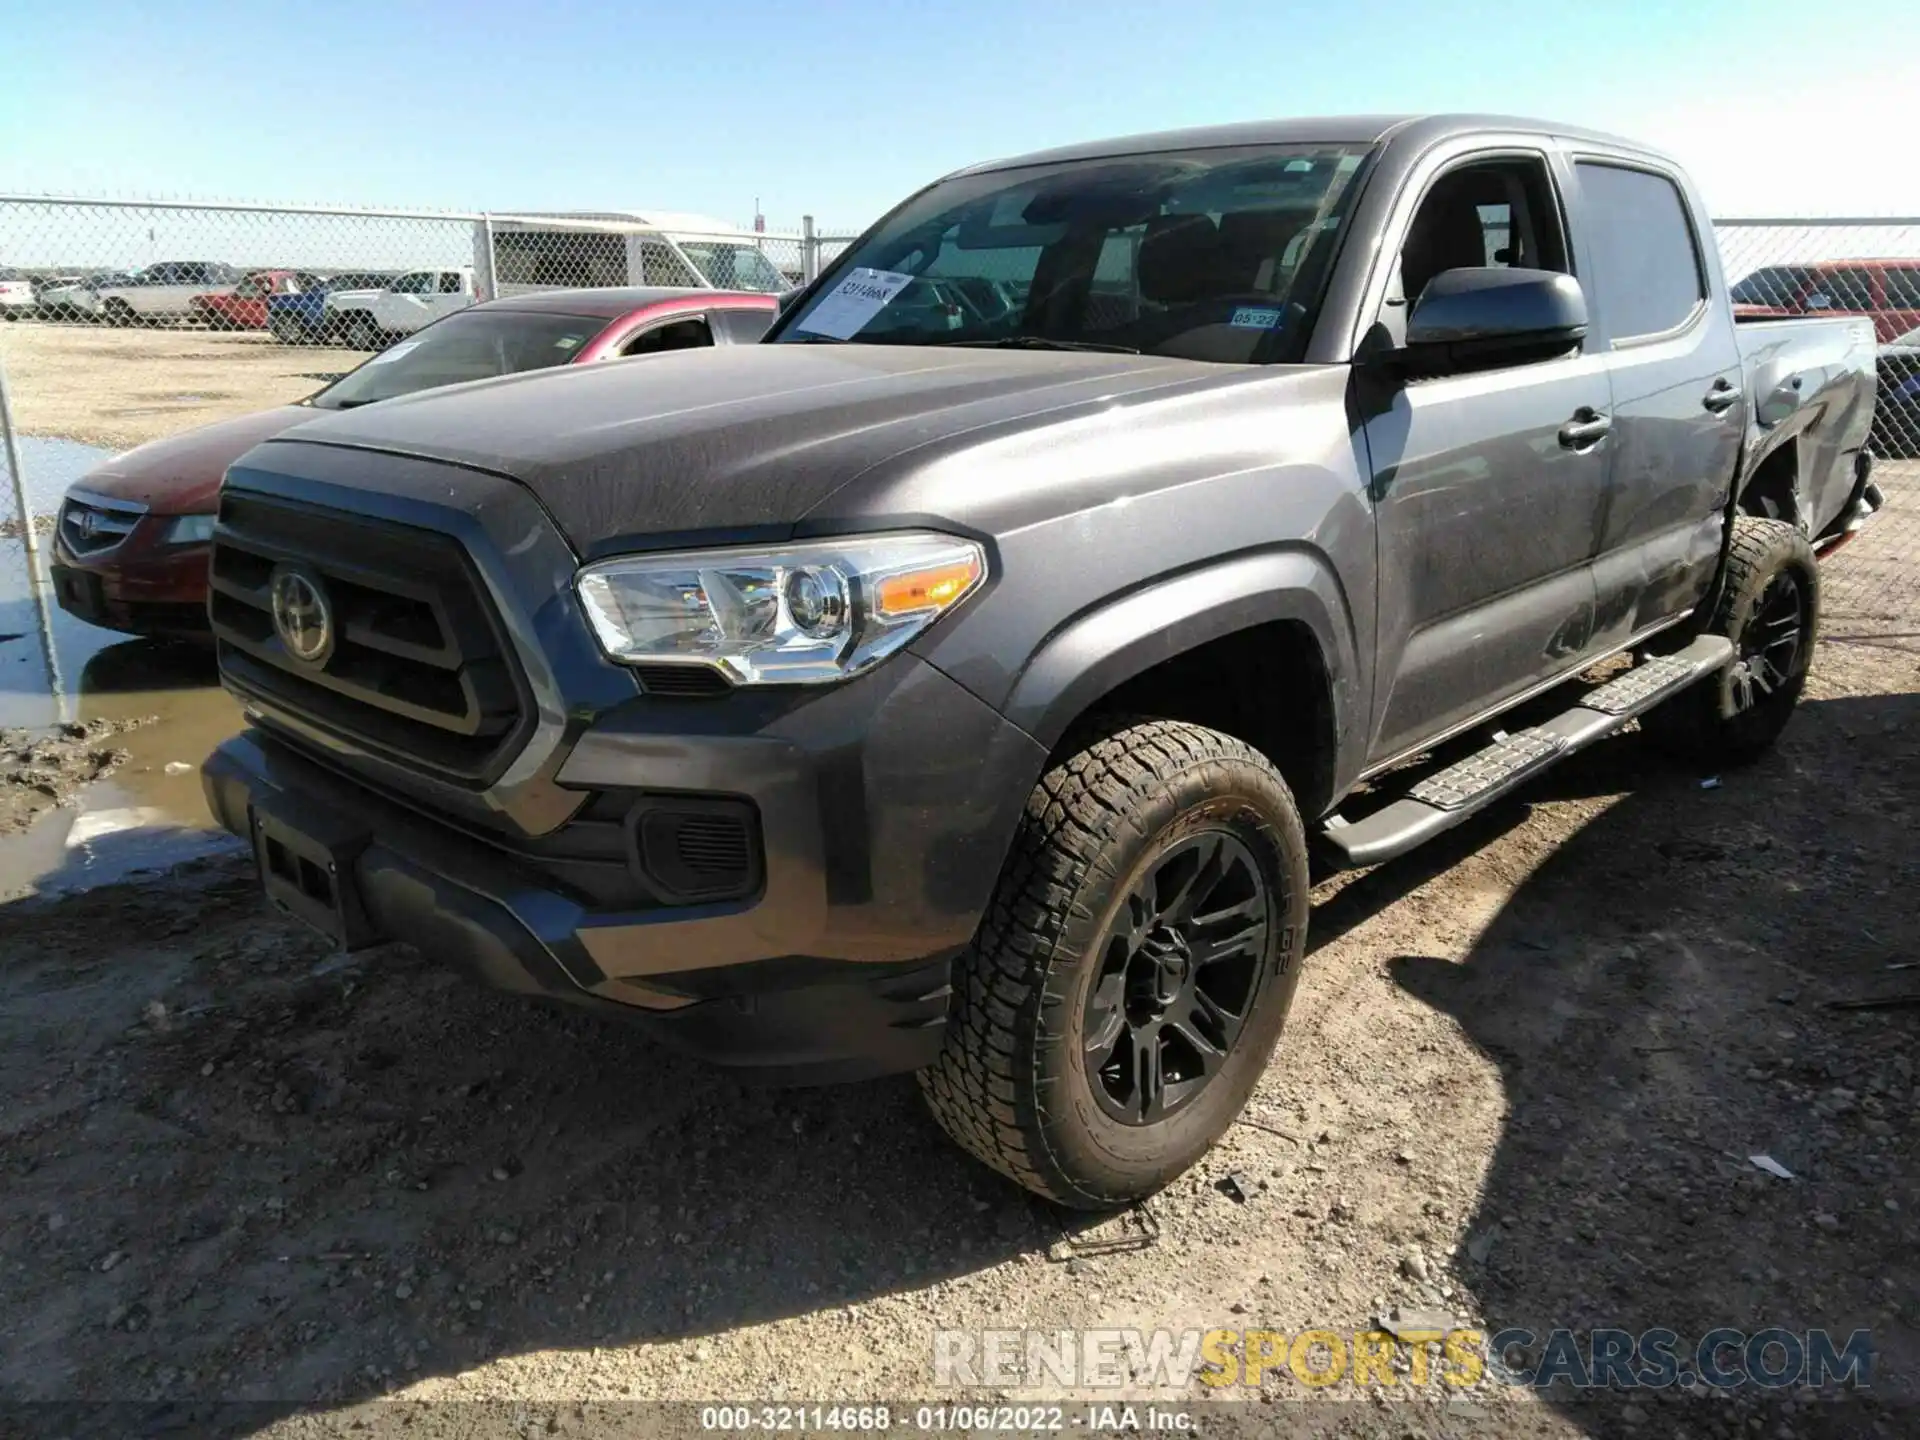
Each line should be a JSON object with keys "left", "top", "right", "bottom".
{"left": 918, "top": 719, "right": 1309, "bottom": 1208}
{"left": 1643, "top": 515, "right": 1819, "bottom": 766}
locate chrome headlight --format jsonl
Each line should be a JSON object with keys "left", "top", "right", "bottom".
{"left": 576, "top": 531, "right": 986, "bottom": 686}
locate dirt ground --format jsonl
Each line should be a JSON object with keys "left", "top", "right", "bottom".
{"left": 0, "top": 323, "right": 364, "bottom": 449}
{"left": 0, "top": 362, "right": 1912, "bottom": 1436}
{"left": 0, "top": 715, "right": 154, "bottom": 833}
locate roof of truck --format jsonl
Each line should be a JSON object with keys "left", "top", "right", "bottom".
{"left": 962, "top": 113, "right": 1667, "bottom": 175}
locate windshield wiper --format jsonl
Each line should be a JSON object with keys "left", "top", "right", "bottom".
{"left": 949, "top": 336, "right": 1141, "bottom": 355}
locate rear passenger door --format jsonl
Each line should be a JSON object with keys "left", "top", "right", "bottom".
{"left": 1565, "top": 158, "right": 1744, "bottom": 653}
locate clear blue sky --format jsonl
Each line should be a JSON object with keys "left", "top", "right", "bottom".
{"left": 2, "top": 0, "right": 1913, "bottom": 229}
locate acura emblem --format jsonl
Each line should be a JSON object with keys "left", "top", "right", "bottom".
{"left": 270, "top": 566, "right": 334, "bottom": 666}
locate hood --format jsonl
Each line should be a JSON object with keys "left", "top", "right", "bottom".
{"left": 253, "top": 344, "right": 1228, "bottom": 552}
{"left": 79, "top": 405, "right": 313, "bottom": 512}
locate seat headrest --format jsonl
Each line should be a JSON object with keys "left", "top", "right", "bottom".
{"left": 1138, "top": 214, "right": 1220, "bottom": 304}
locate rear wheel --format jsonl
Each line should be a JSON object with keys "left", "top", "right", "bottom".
{"left": 918, "top": 719, "right": 1309, "bottom": 1208}
{"left": 1643, "top": 516, "right": 1818, "bottom": 765}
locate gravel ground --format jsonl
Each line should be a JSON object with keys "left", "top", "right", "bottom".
{"left": 1, "top": 649, "right": 1912, "bottom": 1437}
{"left": 0, "top": 323, "right": 362, "bottom": 450}
{"left": 0, "top": 331, "right": 1911, "bottom": 1437}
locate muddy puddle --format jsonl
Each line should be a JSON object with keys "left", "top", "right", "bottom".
{"left": 0, "top": 437, "right": 243, "bottom": 897}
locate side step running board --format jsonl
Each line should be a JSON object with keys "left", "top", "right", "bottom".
{"left": 1319, "top": 634, "right": 1733, "bottom": 869}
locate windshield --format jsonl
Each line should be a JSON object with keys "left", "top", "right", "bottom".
{"left": 309, "top": 308, "right": 613, "bottom": 410}
{"left": 775, "top": 143, "right": 1371, "bottom": 363}
{"left": 678, "top": 241, "right": 787, "bottom": 293}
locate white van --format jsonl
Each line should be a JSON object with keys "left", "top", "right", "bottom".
{"left": 478, "top": 212, "right": 789, "bottom": 297}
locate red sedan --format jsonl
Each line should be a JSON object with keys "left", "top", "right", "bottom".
{"left": 191, "top": 269, "right": 327, "bottom": 330}
{"left": 51, "top": 287, "right": 779, "bottom": 638}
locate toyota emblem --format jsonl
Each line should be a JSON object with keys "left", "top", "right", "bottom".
{"left": 270, "top": 566, "right": 334, "bottom": 666}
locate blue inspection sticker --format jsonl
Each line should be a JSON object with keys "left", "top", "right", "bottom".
{"left": 1229, "top": 306, "right": 1285, "bottom": 330}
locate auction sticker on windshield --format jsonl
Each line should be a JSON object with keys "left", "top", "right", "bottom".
{"left": 795, "top": 268, "right": 914, "bottom": 340}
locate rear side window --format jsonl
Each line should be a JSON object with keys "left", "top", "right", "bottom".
{"left": 1806, "top": 267, "right": 1875, "bottom": 311}
{"left": 1574, "top": 162, "right": 1705, "bottom": 340}
{"left": 1884, "top": 268, "right": 1920, "bottom": 309}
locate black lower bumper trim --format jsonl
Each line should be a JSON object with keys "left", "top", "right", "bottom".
{"left": 203, "top": 732, "right": 951, "bottom": 1084}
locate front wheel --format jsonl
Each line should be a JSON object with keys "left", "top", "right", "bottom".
{"left": 103, "top": 299, "right": 135, "bottom": 327}
{"left": 919, "top": 719, "right": 1309, "bottom": 1208}
{"left": 1643, "top": 515, "right": 1819, "bottom": 766}
{"left": 343, "top": 314, "right": 381, "bottom": 350}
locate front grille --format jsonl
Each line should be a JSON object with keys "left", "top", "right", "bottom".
{"left": 634, "top": 664, "right": 732, "bottom": 698}
{"left": 209, "top": 492, "right": 533, "bottom": 785}
{"left": 59, "top": 496, "right": 144, "bottom": 556}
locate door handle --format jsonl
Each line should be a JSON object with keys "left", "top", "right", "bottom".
{"left": 1702, "top": 379, "right": 1742, "bottom": 413}
{"left": 1558, "top": 408, "right": 1612, "bottom": 450}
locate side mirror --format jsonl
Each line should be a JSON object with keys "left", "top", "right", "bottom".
{"left": 776, "top": 287, "right": 805, "bottom": 317}
{"left": 1401, "top": 267, "right": 1588, "bottom": 369}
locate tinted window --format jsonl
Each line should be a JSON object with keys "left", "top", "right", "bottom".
{"left": 1806, "top": 268, "right": 1875, "bottom": 311}
{"left": 309, "top": 309, "right": 613, "bottom": 410}
{"left": 715, "top": 306, "right": 775, "bottom": 344}
{"left": 1883, "top": 268, "right": 1920, "bottom": 309}
{"left": 624, "top": 317, "right": 711, "bottom": 355}
{"left": 1729, "top": 265, "right": 1814, "bottom": 307}
{"left": 390, "top": 272, "right": 432, "bottom": 294}
{"left": 438, "top": 271, "right": 464, "bottom": 294}
{"left": 1574, "top": 162, "right": 1705, "bottom": 339}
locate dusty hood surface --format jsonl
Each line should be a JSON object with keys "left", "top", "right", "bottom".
{"left": 79, "top": 405, "right": 313, "bottom": 512}
{"left": 253, "top": 345, "right": 1227, "bottom": 551}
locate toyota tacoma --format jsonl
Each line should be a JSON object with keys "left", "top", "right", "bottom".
{"left": 203, "top": 114, "right": 1879, "bottom": 1207}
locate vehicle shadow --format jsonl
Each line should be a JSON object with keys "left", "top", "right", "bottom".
{"left": 4, "top": 689, "right": 1912, "bottom": 1432}
{"left": 1384, "top": 688, "right": 1918, "bottom": 1431}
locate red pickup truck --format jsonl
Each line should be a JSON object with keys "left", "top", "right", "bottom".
{"left": 1730, "top": 258, "right": 1920, "bottom": 343}
{"left": 191, "top": 270, "right": 327, "bottom": 330}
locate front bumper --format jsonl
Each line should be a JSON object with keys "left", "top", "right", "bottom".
{"left": 51, "top": 523, "right": 212, "bottom": 637}
{"left": 204, "top": 652, "right": 1047, "bottom": 1084}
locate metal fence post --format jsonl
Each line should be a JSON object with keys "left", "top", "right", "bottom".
{"left": 0, "top": 346, "right": 34, "bottom": 558}
{"left": 802, "top": 215, "right": 817, "bottom": 284}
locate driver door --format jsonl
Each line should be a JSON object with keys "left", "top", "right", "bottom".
{"left": 1363, "top": 149, "right": 1615, "bottom": 765}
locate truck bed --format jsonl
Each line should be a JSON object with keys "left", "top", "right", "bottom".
{"left": 1735, "top": 314, "right": 1878, "bottom": 540}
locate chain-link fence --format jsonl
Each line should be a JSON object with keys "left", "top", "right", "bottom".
{"left": 1714, "top": 218, "right": 1919, "bottom": 647}
{"left": 0, "top": 196, "right": 814, "bottom": 341}
{"left": 1, "top": 196, "right": 1915, "bottom": 648}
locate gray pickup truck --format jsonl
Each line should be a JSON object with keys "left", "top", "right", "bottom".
{"left": 202, "top": 114, "right": 1878, "bottom": 1207}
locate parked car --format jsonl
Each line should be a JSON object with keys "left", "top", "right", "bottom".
{"left": 95, "top": 261, "right": 242, "bottom": 326}
{"left": 0, "top": 268, "right": 35, "bottom": 319}
{"left": 264, "top": 271, "right": 396, "bottom": 343}
{"left": 35, "top": 272, "right": 130, "bottom": 321}
{"left": 198, "top": 114, "right": 1878, "bottom": 1207}
{"left": 49, "top": 287, "right": 777, "bottom": 638}
{"left": 1731, "top": 259, "right": 1920, "bottom": 342}
{"left": 1872, "top": 324, "right": 1920, "bottom": 458}
{"left": 327, "top": 268, "right": 477, "bottom": 349}
{"left": 191, "top": 269, "right": 328, "bottom": 330}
